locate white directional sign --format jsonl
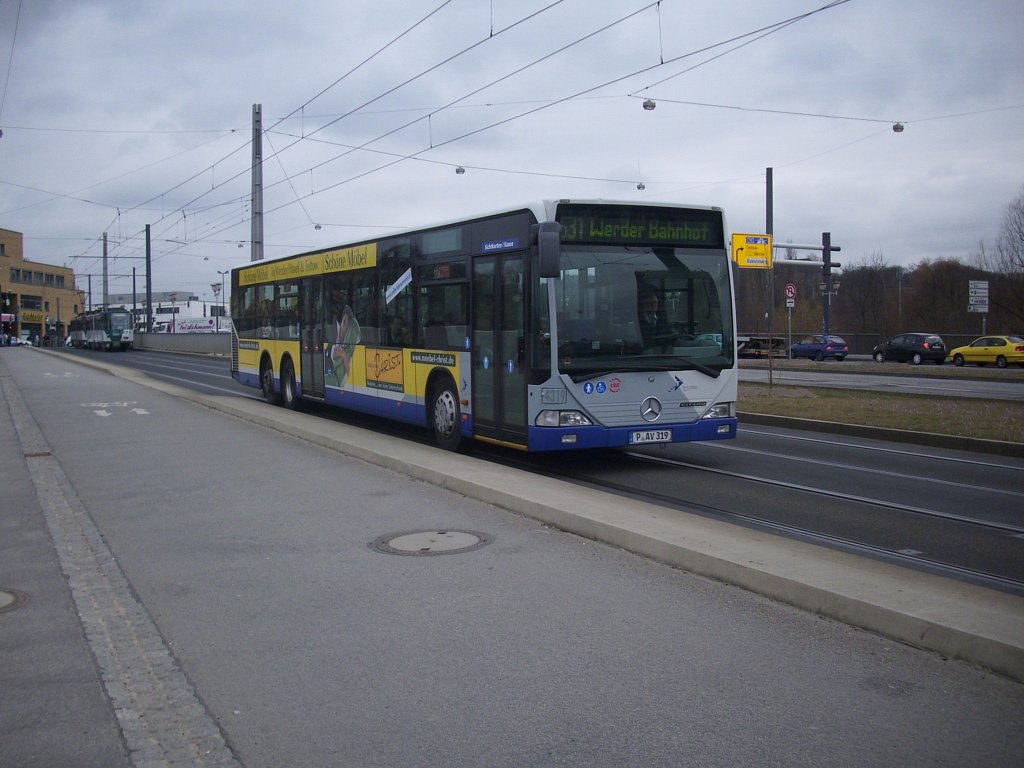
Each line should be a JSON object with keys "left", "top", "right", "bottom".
{"left": 968, "top": 280, "right": 989, "bottom": 313}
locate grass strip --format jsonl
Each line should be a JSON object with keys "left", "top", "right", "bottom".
{"left": 739, "top": 382, "right": 1024, "bottom": 444}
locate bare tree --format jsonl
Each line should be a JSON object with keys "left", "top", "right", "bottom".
{"left": 838, "top": 251, "right": 890, "bottom": 336}
{"left": 976, "top": 185, "right": 1024, "bottom": 328}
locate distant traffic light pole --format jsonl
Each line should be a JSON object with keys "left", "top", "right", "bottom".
{"left": 771, "top": 232, "right": 842, "bottom": 336}
{"left": 821, "top": 232, "right": 842, "bottom": 335}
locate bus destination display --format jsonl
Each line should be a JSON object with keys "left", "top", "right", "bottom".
{"left": 557, "top": 204, "right": 724, "bottom": 248}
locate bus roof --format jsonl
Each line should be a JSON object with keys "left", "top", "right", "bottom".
{"left": 233, "top": 199, "right": 726, "bottom": 274}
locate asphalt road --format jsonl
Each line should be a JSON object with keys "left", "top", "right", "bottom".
{"left": 3, "top": 346, "right": 1023, "bottom": 767}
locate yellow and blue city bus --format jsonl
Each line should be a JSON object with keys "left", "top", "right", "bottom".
{"left": 230, "top": 200, "right": 738, "bottom": 451}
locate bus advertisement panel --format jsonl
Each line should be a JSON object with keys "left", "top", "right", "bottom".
{"left": 230, "top": 200, "right": 737, "bottom": 452}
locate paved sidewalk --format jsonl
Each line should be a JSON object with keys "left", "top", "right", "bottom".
{"left": 44, "top": 349, "right": 1024, "bottom": 683}
{"left": 0, "top": 354, "right": 129, "bottom": 767}
{"left": 3, "top": 347, "right": 1023, "bottom": 768}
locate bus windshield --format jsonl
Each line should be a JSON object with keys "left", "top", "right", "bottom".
{"left": 533, "top": 245, "right": 734, "bottom": 380}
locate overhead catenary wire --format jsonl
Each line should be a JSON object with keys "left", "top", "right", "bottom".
{"left": 56, "top": 0, "right": 847, "bottom": 265}
{"left": 0, "top": 0, "right": 22, "bottom": 123}
{"left": 250, "top": 0, "right": 859, "bottom": 222}
{"left": 27, "top": 2, "right": 461, "bottom": 272}
{"left": 92, "top": 0, "right": 523, "bottom": 265}
{"left": 66, "top": 1, "right": 868, "bottom": 280}
{"left": 167, "top": 0, "right": 574, "bottom": 242}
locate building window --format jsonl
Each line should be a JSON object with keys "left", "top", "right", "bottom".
{"left": 56, "top": 276, "right": 65, "bottom": 288}
{"left": 34, "top": 272, "right": 43, "bottom": 285}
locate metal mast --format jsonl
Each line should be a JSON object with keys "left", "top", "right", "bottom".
{"left": 251, "top": 104, "right": 264, "bottom": 262}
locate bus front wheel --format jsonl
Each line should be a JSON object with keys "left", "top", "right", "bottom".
{"left": 431, "top": 380, "right": 462, "bottom": 452}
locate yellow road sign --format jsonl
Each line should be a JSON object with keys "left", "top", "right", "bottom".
{"left": 731, "top": 233, "right": 773, "bottom": 269}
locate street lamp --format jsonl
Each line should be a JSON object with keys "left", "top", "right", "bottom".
{"left": 217, "top": 270, "right": 229, "bottom": 332}
{"left": 211, "top": 283, "right": 222, "bottom": 332}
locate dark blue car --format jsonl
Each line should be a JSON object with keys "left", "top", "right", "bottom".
{"left": 790, "top": 334, "right": 848, "bottom": 361}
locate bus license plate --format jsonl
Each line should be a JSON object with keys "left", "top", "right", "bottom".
{"left": 630, "top": 429, "right": 672, "bottom": 444}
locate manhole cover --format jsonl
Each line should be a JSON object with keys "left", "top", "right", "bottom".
{"left": 0, "top": 588, "right": 29, "bottom": 615}
{"left": 370, "top": 530, "right": 493, "bottom": 556}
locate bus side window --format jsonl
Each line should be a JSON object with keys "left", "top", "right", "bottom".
{"left": 418, "top": 282, "right": 468, "bottom": 349}
{"left": 424, "top": 325, "right": 447, "bottom": 348}
{"left": 275, "top": 282, "right": 299, "bottom": 339}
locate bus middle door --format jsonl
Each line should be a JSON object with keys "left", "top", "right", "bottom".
{"left": 472, "top": 254, "right": 527, "bottom": 447}
{"left": 300, "top": 277, "right": 325, "bottom": 398}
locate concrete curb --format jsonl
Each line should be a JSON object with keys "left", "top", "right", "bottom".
{"left": 38, "top": 350, "right": 1024, "bottom": 682}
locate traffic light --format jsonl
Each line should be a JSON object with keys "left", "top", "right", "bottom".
{"left": 822, "top": 232, "right": 841, "bottom": 278}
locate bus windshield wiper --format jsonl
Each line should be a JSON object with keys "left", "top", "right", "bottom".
{"left": 636, "top": 356, "right": 722, "bottom": 379}
{"left": 682, "top": 360, "right": 721, "bottom": 379}
{"left": 568, "top": 359, "right": 721, "bottom": 381}
{"left": 573, "top": 369, "right": 634, "bottom": 382}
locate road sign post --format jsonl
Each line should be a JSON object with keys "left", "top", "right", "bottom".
{"left": 785, "top": 297, "right": 795, "bottom": 352}
{"left": 968, "top": 280, "right": 989, "bottom": 334}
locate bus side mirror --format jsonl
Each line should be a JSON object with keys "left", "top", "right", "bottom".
{"left": 535, "top": 221, "right": 561, "bottom": 278}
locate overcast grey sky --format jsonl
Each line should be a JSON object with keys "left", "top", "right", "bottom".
{"left": 1, "top": 0, "right": 1022, "bottom": 301}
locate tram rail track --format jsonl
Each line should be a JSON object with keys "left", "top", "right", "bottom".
{"left": 624, "top": 449, "right": 1024, "bottom": 536}
{"left": 503, "top": 445, "right": 1024, "bottom": 597}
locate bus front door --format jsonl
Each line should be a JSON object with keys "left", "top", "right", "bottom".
{"left": 300, "top": 277, "right": 325, "bottom": 398}
{"left": 472, "top": 254, "right": 527, "bottom": 447}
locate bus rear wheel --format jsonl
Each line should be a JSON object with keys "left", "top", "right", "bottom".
{"left": 261, "top": 360, "right": 279, "bottom": 405}
{"left": 431, "top": 379, "right": 462, "bottom": 452}
{"left": 281, "top": 360, "right": 298, "bottom": 410}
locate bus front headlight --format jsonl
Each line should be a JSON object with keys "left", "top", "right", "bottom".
{"left": 536, "top": 410, "right": 593, "bottom": 427}
{"left": 701, "top": 402, "right": 734, "bottom": 419}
